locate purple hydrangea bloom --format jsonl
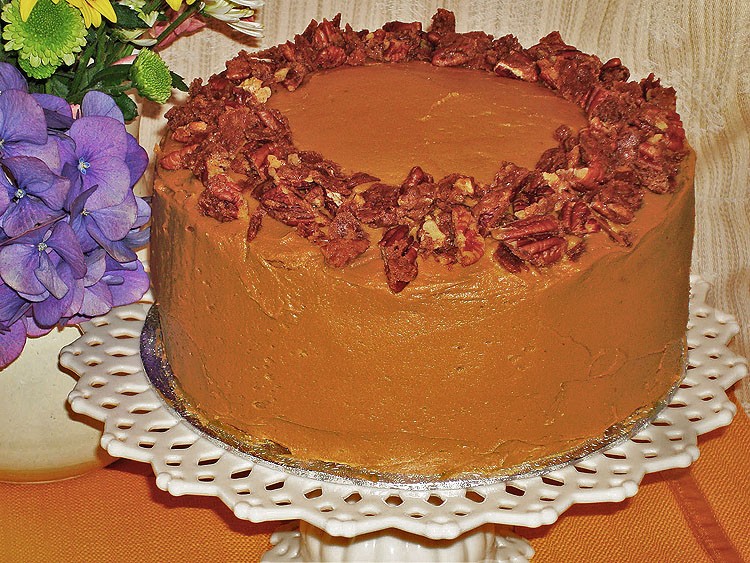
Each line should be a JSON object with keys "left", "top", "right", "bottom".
{"left": 0, "top": 156, "right": 69, "bottom": 237}
{"left": 69, "top": 254, "right": 148, "bottom": 323}
{"left": 0, "top": 220, "right": 85, "bottom": 302}
{"left": 66, "top": 116, "right": 132, "bottom": 204}
{"left": 0, "top": 279, "right": 30, "bottom": 328}
{"left": 125, "top": 133, "right": 148, "bottom": 189}
{"left": 0, "top": 280, "right": 31, "bottom": 368}
{"left": 67, "top": 183, "right": 138, "bottom": 260}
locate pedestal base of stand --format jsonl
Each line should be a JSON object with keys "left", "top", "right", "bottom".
{"left": 264, "top": 521, "right": 534, "bottom": 562}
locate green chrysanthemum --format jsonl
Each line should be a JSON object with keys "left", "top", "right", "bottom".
{"left": 16, "top": 53, "right": 57, "bottom": 79}
{"left": 2, "top": 0, "right": 87, "bottom": 79}
{"left": 130, "top": 49, "right": 171, "bottom": 104}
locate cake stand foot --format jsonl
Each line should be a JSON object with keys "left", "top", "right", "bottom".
{"left": 263, "top": 521, "right": 534, "bottom": 562}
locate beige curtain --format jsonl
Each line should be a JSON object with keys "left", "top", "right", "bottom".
{"left": 141, "top": 0, "right": 750, "bottom": 410}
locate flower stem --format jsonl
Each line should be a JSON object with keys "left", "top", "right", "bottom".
{"left": 153, "top": 4, "right": 200, "bottom": 49}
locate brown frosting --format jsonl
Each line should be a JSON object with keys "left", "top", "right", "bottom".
{"left": 267, "top": 61, "right": 588, "bottom": 184}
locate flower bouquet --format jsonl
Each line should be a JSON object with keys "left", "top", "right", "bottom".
{"left": 0, "top": 0, "right": 262, "bottom": 118}
{"left": 0, "top": 0, "right": 263, "bottom": 367}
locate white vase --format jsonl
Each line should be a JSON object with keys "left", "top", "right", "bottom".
{"left": 0, "top": 326, "right": 114, "bottom": 483}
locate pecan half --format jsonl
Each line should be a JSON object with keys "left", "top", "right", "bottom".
{"left": 452, "top": 205, "right": 485, "bottom": 266}
{"left": 492, "top": 215, "right": 559, "bottom": 241}
{"left": 512, "top": 236, "right": 567, "bottom": 267}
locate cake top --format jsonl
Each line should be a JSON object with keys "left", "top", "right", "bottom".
{"left": 161, "top": 9, "right": 688, "bottom": 292}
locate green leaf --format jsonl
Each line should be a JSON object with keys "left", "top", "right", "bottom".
{"left": 44, "top": 75, "right": 70, "bottom": 98}
{"left": 113, "top": 93, "right": 138, "bottom": 121}
{"left": 112, "top": 4, "right": 148, "bottom": 29}
{"left": 170, "top": 71, "right": 188, "bottom": 92}
{"left": 89, "top": 63, "right": 132, "bottom": 89}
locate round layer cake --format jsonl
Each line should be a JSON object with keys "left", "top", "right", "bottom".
{"left": 152, "top": 11, "right": 694, "bottom": 480}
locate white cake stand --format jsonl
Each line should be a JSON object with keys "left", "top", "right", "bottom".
{"left": 63, "top": 276, "right": 747, "bottom": 562}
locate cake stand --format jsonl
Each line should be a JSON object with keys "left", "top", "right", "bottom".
{"left": 63, "top": 276, "right": 747, "bottom": 562}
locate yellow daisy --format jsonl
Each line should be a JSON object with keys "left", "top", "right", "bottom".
{"left": 65, "top": 0, "right": 116, "bottom": 27}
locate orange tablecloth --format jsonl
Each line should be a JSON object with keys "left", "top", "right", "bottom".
{"left": 2, "top": 394, "right": 749, "bottom": 562}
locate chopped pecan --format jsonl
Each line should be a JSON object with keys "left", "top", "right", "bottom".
{"left": 320, "top": 238, "right": 370, "bottom": 267}
{"left": 160, "top": 144, "right": 197, "bottom": 170}
{"left": 379, "top": 225, "right": 419, "bottom": 293}
{"left": 436, "top": 174, "right": 476, "bottom": 204}
{"left": 246, "top": 207, "right": 266, "bottom": 242}
{"left": 473, "top": 188, "right": 513, "bottom": 236}
{"left": 352, "top": 183, "right": 400, "bottom": 227}
{"left": 259, "top": 185, "right": 318, "bottom": 226}
{"left": 492, "top": 215, "right": 560, "bottom": 241}
{"left": 398, "top": 171, "right": 438, "bottom": 223}
{"left": 432, "top": 31, "right": 494, "bottom": 70}
{"left": 599, "top": 57, "right": 630, "bottom": 83}
{"left": 452, "top": 205, "right": 485, "bottom": 266}
{"left": 198, "top": 174, "right": 245, "bottom": 222}
{"left": 318, "top": 209, "right": 370, "bottom": 267}
{"left": 417, "top": 205, "right": 454, "bottom": 259}
{"left": 315, "top": 45, "right": 347, "bottom": 68}
{"left": 493, "top": 242, "right": 526, "bottom": 274}
{"left": 172, "top": 121, "right": 208, "bottom": 144}
{"left": 494, "top": 50, "right": 538, "bottom": 81}
{"left": 512, "top": 236, "right": 567, "bottom": 267}
{"left": 427, "top": 8, "right": 456, "bottom": 41}
{"left": 560, "top": 200, "right": 600, "bottom": 235}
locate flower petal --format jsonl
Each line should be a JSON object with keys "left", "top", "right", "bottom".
{"left": 32, "top": 93, "right": 74, "bottom": 130}
{"left": 35, "top": 251, "right": 69, "bottom": 299}
{"left": 91, "top": 189, "right": 137, "bottom": 241}
{"left": 0, "top": 63, "right": 28, "bottom": 93}
{"left": 68, "top": 115, "right": 127, "bottom": 162}
{"left": 0, "top": 281, "right": 30, "bottom": 326}
{"left": 24, "top": 315, "right": 53, "bottom": 337}
{"left": 78, "top": 279, "right": 113, "bottom": 316}
{"left": 0, "top": 197, "right": 58, "bottom": 237}
{"left": 46, "top": 220, "right": 86, "bottom": 278}
{"left": 106, "top": 259, "right": 148, "bottom": 307}
{"left": 0, "top": 318, "right": 26, "bottom": 368}
{"left": 2, "top": 156, "right": 69, "bottom": 210}
{"left": 125, "top": 133, "right": 148, "bottom": 188}
{"left": 0, "top": 90, "right": 47, "bottom": 147}
{"left": 81, "top": 90, "right": 123, "bottom": 122}
{"left": 0, "top": 242, "right": 45, "bottom": 295}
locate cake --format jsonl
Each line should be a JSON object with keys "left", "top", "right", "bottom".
{"left": 152, "top": 10, "right": 694, "bottom": 480}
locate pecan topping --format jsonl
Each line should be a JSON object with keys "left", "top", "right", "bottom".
{"left": 197, "top": 174, "right": 245, "bottom": 222}
{"left": 318, "top": 208, "right": 370, "bottom": 268}
{"left": 379, "top": 225, "right": 419, "bottom": 293}
{"left": 493, "top": 242, "right": 527, "bottom": 274}
{"left": 511, "top": 236, "right": 567, "bottom": 267}
{"left": 492, "top": 215, "right": 560, "bottom": 241}
{"left": 160, "top": 144, "right": 198, "bottom": 170}
{"left": 452, "top": 205, "right": 485, "bottom": 266}
{"left": 162, "top": 10, "right": 690, "bottom": 291}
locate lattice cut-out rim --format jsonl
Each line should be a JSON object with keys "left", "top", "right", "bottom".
{"left": 64, "top": 276, "right": 747, "bottom": 540}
